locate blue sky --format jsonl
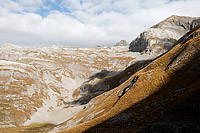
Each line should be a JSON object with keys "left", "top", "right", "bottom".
{"left": 0, "top": 0, "right": 199, "bottom": 47}
{"left": 35, "top": 0, "right": 71, "bottom": 17}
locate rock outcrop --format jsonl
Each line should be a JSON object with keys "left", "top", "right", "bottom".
{"left": 129, "top": 15, "right": 200, "bottom": 54}
{"left": 114, "top": 40, "right": 129, "bottom": 46}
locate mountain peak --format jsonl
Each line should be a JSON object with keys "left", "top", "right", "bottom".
{"left": 114, "top": 40, "right": 129, "bottom": 46}
{"left": 152, "top": 15, "right": 200, "bottom": 29}
{"left": 129, "top": 15, "right": 200, "bottom": 54}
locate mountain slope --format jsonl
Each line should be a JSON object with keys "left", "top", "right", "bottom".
{"left": 59, "top": 25, "right": 200, "bottom": 132}
{"left": 129, "top": 15, "right": 200, "bottom": 54}
{"left": 0, "top": 44, "right": 156, "bottom": 129}
{"left": 0, "top": 16, "right": 199, "bottom": 133}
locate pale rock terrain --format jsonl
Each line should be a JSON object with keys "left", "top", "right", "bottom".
{"left": 129, "top": 15, "right": 200, "bottom": 54}
{"left": 0, "top": 44, "right": 155, "bottom": 128}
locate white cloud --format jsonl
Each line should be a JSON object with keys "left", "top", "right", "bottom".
{"left": 0, "top": 0, "right": 199, "bottom": 47}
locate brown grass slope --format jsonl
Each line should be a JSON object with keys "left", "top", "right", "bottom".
{"left": 60, "top": 25, "right": 200, "bottom": 132}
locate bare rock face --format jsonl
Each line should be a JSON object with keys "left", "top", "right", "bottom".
{"left": 114, "top": 40, "right": 129, "bottom": 46}
{"left": 129, "top": 15, "right": 200, "bottom": 54}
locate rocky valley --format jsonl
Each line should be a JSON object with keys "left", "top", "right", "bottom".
{"left": 0, "top": 15, "right": 200, "bottom": 133}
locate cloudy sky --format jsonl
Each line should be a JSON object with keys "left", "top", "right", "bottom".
{"left": 0, "top": 0, "right": 199, "bottom": 47}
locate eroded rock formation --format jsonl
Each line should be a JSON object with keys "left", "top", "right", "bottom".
{"left": 129, "top": 15, "right": 200, "bottom": 54}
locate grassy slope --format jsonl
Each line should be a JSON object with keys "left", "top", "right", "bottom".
{"left": 60, "top": 26, "right": 200, "bottom": 132}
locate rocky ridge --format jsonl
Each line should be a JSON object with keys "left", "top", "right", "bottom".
{"left": 129, "top": 15, "right": 200, "bottom": 54}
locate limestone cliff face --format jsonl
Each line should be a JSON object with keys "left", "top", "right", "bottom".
{"left": 129, "top": 15, "right": 200, "bottom": 54}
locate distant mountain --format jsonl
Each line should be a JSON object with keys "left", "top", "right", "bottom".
{"left": 114, "top": 40, "right": 129, "bottom": 46}
{"left": 129, "top": 15, "right": 200, "bottom": 54}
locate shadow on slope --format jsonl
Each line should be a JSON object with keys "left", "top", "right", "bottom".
{"left": 61, "top": 25, "right": 200, "bottom": 133}
{"left": 84, "top": 70, "right": 119, "bottom": 83}
{"left": 141, "top": 89, "right": 200, "bottom": 133}
{"left": 65, "top": 59, "right": 152, "bottom": 105}
{"left": 66, "top": 24, "right": 200, "bottom": 106}
{"left": 85, "top": 49, "right": 200, "bottom": 133}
